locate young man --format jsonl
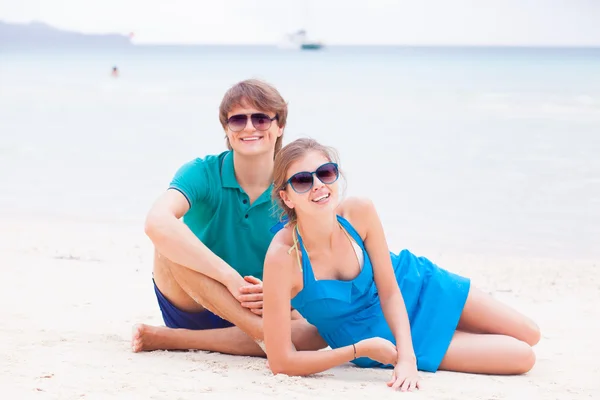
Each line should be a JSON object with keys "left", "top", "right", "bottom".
{"left": 132, "top": 79, "right": 326, "bottom": 355}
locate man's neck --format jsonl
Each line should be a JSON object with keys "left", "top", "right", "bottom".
{"left": 233, "top": 151, "right": 275, "bottom": 202}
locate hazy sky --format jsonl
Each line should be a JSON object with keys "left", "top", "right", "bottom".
{"left": 2, "top": 0, "right": 600, "bottom": 46}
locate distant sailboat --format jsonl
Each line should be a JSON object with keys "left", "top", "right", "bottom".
{"left": 282, "top": 29, "right": 324, "bottom": 50}
{"left": 280, "top": 1, "right": 323, "bottom": 50}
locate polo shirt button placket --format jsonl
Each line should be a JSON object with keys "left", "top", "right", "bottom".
{"left": 243, "top": 196, "right": 249, "bottom": 222}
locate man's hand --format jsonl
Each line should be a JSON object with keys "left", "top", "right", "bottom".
{"left": 223, "top": 270, "right": 247, "bottom": 298}
{"left": 238, "top": 276, "right": 264, "bottom": 316}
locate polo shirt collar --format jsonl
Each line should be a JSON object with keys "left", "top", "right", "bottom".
{"left": 221, "top": 151, "right": 240, "bottom": 188}
{"left": 221, "top": 150, "right": 275, "bottom": 206}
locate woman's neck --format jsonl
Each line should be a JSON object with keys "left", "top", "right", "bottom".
{"left": 296, "top": 213, "right": 339, "bottom": 254}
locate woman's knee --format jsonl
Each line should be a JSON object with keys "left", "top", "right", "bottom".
{"left": 512, "top": 340, "right": 537, "bottom": 374}
{"left": 524, "top": 319, "right": 541, "bottom": 346}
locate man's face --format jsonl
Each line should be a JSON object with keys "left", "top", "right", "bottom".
{"left": 225, "top": 103, "right": 283, "bottom": 157}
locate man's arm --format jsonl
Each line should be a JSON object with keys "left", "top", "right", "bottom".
{"left": 144, "top": 189, "right": 245, "bottom": 292}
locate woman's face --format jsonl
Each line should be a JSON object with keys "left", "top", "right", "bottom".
{"left": 279, "top": 150, "right": 340, "bottom": 221}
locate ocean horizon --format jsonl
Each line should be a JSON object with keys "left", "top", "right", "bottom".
{"left": 1, "top": 45, "right": 599, "bottom": 262}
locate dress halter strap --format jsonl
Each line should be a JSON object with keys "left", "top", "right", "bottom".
{"left": 287, "top": 223, "right": 303, "bottom": 272}
{"left": 286, "top": 218, "right": 358, "bottom": 274}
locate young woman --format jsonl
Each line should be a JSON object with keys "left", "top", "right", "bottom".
{"left": 262, "top": 138, "right": 540, "bottom": 391}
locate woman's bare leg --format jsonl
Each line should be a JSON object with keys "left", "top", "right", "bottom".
{"left": 439, "top": 331, "right": 536, "bottom": 375}
{"left": 458, "top": 287, "right": 541, "bottom": 346}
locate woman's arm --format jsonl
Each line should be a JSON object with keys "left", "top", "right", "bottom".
{"left": 353, "top": 198, "right": 416, "bottom": 363}
{"left": 263, "top": 239, "right": 359, "bottom": 376}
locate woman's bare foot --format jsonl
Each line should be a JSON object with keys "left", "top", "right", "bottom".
{"left": 131, "top": 324, "right": 172, "bottom": 352}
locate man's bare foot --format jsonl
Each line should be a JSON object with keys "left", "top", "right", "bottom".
{"left": 131, "top": 323, "right": 171, "bottom": 352}
{"left": 130, "top": 323, "right": 266, "bottom": 356}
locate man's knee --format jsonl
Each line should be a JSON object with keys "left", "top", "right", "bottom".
{"left": 152, "top": 250, "right": 210, "bottom": 313}
{"left": 153, "top": 250, "right": 209, "bottom": 291}
{"left": 153, "top": 251, "right": 186, "bottom": 290}
{"left": 153, "top": 250, "right": 177, "bottom": 276}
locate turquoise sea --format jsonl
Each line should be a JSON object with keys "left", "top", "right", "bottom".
{"left": 1, "top": 45, "right": 599, "bottom": 261}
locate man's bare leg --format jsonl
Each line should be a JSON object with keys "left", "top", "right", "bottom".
{"left": 132, "top": 324, "right": 265, "bottom": 355}
{"left": 132, "top": 251, "right": 326, "bottom": 354}
{"left": 132, "top": 318, "right": 324, "bottom": 355}
{"left": 154, "top": 250, "right": 263, "bottom": 339}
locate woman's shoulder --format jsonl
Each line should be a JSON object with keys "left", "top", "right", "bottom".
{"left": 271, "top": 223, "right": 295, "bottom": 246}
{"left": 264, "top": 224, "right": 304, "bottom": 290}
{"left": 265, "top": 224, "right": 298, "bottom": 266}
{"left": 338, "top": 196, "right": 376, "bottom": 220}
{"left": 337, "top": 196, "right": 377, "bottom": 239}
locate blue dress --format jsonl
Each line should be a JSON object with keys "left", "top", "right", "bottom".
{"left": 290, "top": 215, "right": 471, "bottom": 372}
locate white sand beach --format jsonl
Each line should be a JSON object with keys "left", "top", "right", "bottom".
{"left": 1, "top": 214, "right": 598, "bottom": 400}
{"left": 2, "top": 38, "right": 600, "bottom": 400}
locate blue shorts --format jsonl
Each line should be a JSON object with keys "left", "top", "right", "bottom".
{"left": 153, "top": 279, "right": 234, "bottom": 330}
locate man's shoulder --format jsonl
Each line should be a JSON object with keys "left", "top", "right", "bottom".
{"left": 179, "top": 150, "right": 230, "bottom": 172}
{"left": 169, "top": 150, "right": 231, "bottom": 200}
{"left": 173, "top": 151, "right": 230, "bottom": 184}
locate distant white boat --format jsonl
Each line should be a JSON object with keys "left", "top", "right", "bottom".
{"left": 281, "top": 29, "right": 324, "bottom": 50}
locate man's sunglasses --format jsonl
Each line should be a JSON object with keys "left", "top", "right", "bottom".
{"left": 285, "top": 162, "right": 339, "bottom": 194}
{"left": 227, "top": 113, "right": 278, "bottom": 132}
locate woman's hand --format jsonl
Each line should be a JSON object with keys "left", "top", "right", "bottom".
{"left": 387, "top": 357, "right": 421, "bottom": 392}
{"left": 356, "top": 337, "right": 398, "bottom": 366}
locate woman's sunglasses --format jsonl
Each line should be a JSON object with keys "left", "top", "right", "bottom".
{"left": 227, "top": 113, "right": 278, "bottom": 132}
{"left": 285, "top": 162, "right": 339, "bottom": 194}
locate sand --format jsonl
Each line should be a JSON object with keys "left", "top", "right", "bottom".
{"left": 1, "top": 214, "right": 598, "bottom": 400}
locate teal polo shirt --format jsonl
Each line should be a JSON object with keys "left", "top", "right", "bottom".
{"left": 168, "top": 151, "right": 280, "bottom": 280}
